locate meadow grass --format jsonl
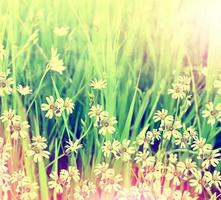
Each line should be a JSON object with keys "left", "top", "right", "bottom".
{"left": 0, "top": 0, "right": 221, "bottom": 199}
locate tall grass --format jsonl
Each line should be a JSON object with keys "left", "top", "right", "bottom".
{"left": 0, "top": 0, "right": 221, "bottom": 199}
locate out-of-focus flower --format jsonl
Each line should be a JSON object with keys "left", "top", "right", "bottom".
{"left": 90, "top": 79, "right": 107, "bottom": 90}
{"left": 41, "top": 96, "right": 56, "bottom": 119}
{"left": 161, "top": 120, "right": 182, "bottom": 140}
{"left": 0, "top": 137, "right": 11, "bottom": 161}
{"left": 99, "top": 169, "right": 123, "bottom": 193}
{"left": 11, "top": 170, "right": 25, "bottom": 184}
{"left": 48, "top": 171, "right": 63, "bottom": 194}
{"left": 63, "top": 97, "right": 74, "bottom": 114}
{"left": 41, "top": 96, "right": 73, "bottom": 119}
{"left": 201, "top": 149, "right": 221, "bottom": 169}
{"left": 88, "top": 104, "right": 109, "bottom": 126}
{"left": 41, "top": 96, "right": 64, "bottom": 118}
{"left": 214, "top": 74, "right": 221, "bottom": 95}
{"left": 145, "top": 129, "right": 161, "bottom": 145}
{"left": 54, "top": 26, "right": 69, "bottom": 37}
{"left": 174, "top": 132, "right": 190, "bottom": 148}
{"left": 135, "top": 150, "right": 155, "bottom": 168}
{"left": 0, "top": 71, "right": 7, "bottom": 79}
{"left": 102, "top": 140, "right": 120, "bottom": 157}
{"left": 191, "top": 137, "right": 212, "bottom": 155}
{"left": 8, "top": 118, "right": 30, "bottom": 140}
{"left": 0, "top": 109, "right": 15, "bottom": 123}
{"left": 186, "top": 127, "right": 198, "bottom": 140}
{"left": 0, "top": 72, "right": 13, "bottom": 96}
{"left": 94, "top": 162, "right": 109, "bottom": 177}
{"left": 168, "top": 83, "right": 186, "bottom": 100}
{"left": 56, "top": 97, "right": 74, "bottom": 115}
{"left": 17, "top": 85, "right": 32, "bottom": 95}
{"left": 60, "top": 166, "right": 80, "bottom": 185}
{"left": 27, "top": 145, "right": 50, "bottom": 163}
{"left": 31, "top": 135, "right": 48, "bottom": 149}
{"left": 178, "top": 75, "right": 191, "bottom": 92}
{"left": 48, "top": 47, "right": 65, "bottom": 74}
{"left": 153, "top": 109, "right": 173, "bottom": 125}
{"left": 189, "top": 171, "right": 207, "bottom": 194}
{"left": 19, "top": 177, "right": 39, "bottom": 200}
{"left": 74, "top": 180, "right": 96, "bottom": 200}
{"left": 65, "top": 139, "right": 82, "bottom": 154}
{"left": 88, "top": 104, "right": 103, "bottom": 118}
{"left": 165, "top": 164, "right": 183, "bottom": 186}
{"left": 202, "top": 102, "right": 221, "bottom": 125}
{"left": 130, "top": 183, "right": 152, "bottom": 199}
{"left": 204, "top": 170, "right": 221, "bottom": 188}
{"left": 177, "top": 158, "right": 197, "bottom": 177}
{"left": 98, "top": 116, "right": 117, "bottom": 135}
{"left": 118, "top": 139, "right": 135, "bottom": 162}
{"left": 27, "top": 136, "right": 50, "bottom": 163}
{"left": 173, "top": 190, "right": 194, "bottom": 200}
{"left": 168, "top": 153, "right": 178, "bottom": 164}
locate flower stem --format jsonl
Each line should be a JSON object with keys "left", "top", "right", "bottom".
{"left": 46, "top": 153, "right": 66, "bottom": 169}
{"left": 27, "top": 68, "right": 49, "bottom": 114}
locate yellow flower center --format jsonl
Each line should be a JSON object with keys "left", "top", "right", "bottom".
{"left": 210, "top": 110, "right": 216, "bottom": 116}
{"left": 25, "top": 188, "right": 31, "bottom": 192}
{"left": 0, "top": 82, "right": 6, "bottom": 88}
{"left": 103, "top": 121, "right": 109, "bottom": 127}
{"left": 175, "top": 87, "right": 181, "bottom": 93}
{"left": 95, "top": 109, "right": 101, "bottom": 115}
{"left": 50, "top": 105, "right": 55, "bottom": 109}
{"left": 14, "top": 125, "right": 21, "bottom": 131}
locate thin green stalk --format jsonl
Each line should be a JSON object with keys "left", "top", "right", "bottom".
{"left": 27, "top": 68, "right": 49, "bottom": 113}
{"left": 46, "top": 153, "right": 66, "bottom": 169}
